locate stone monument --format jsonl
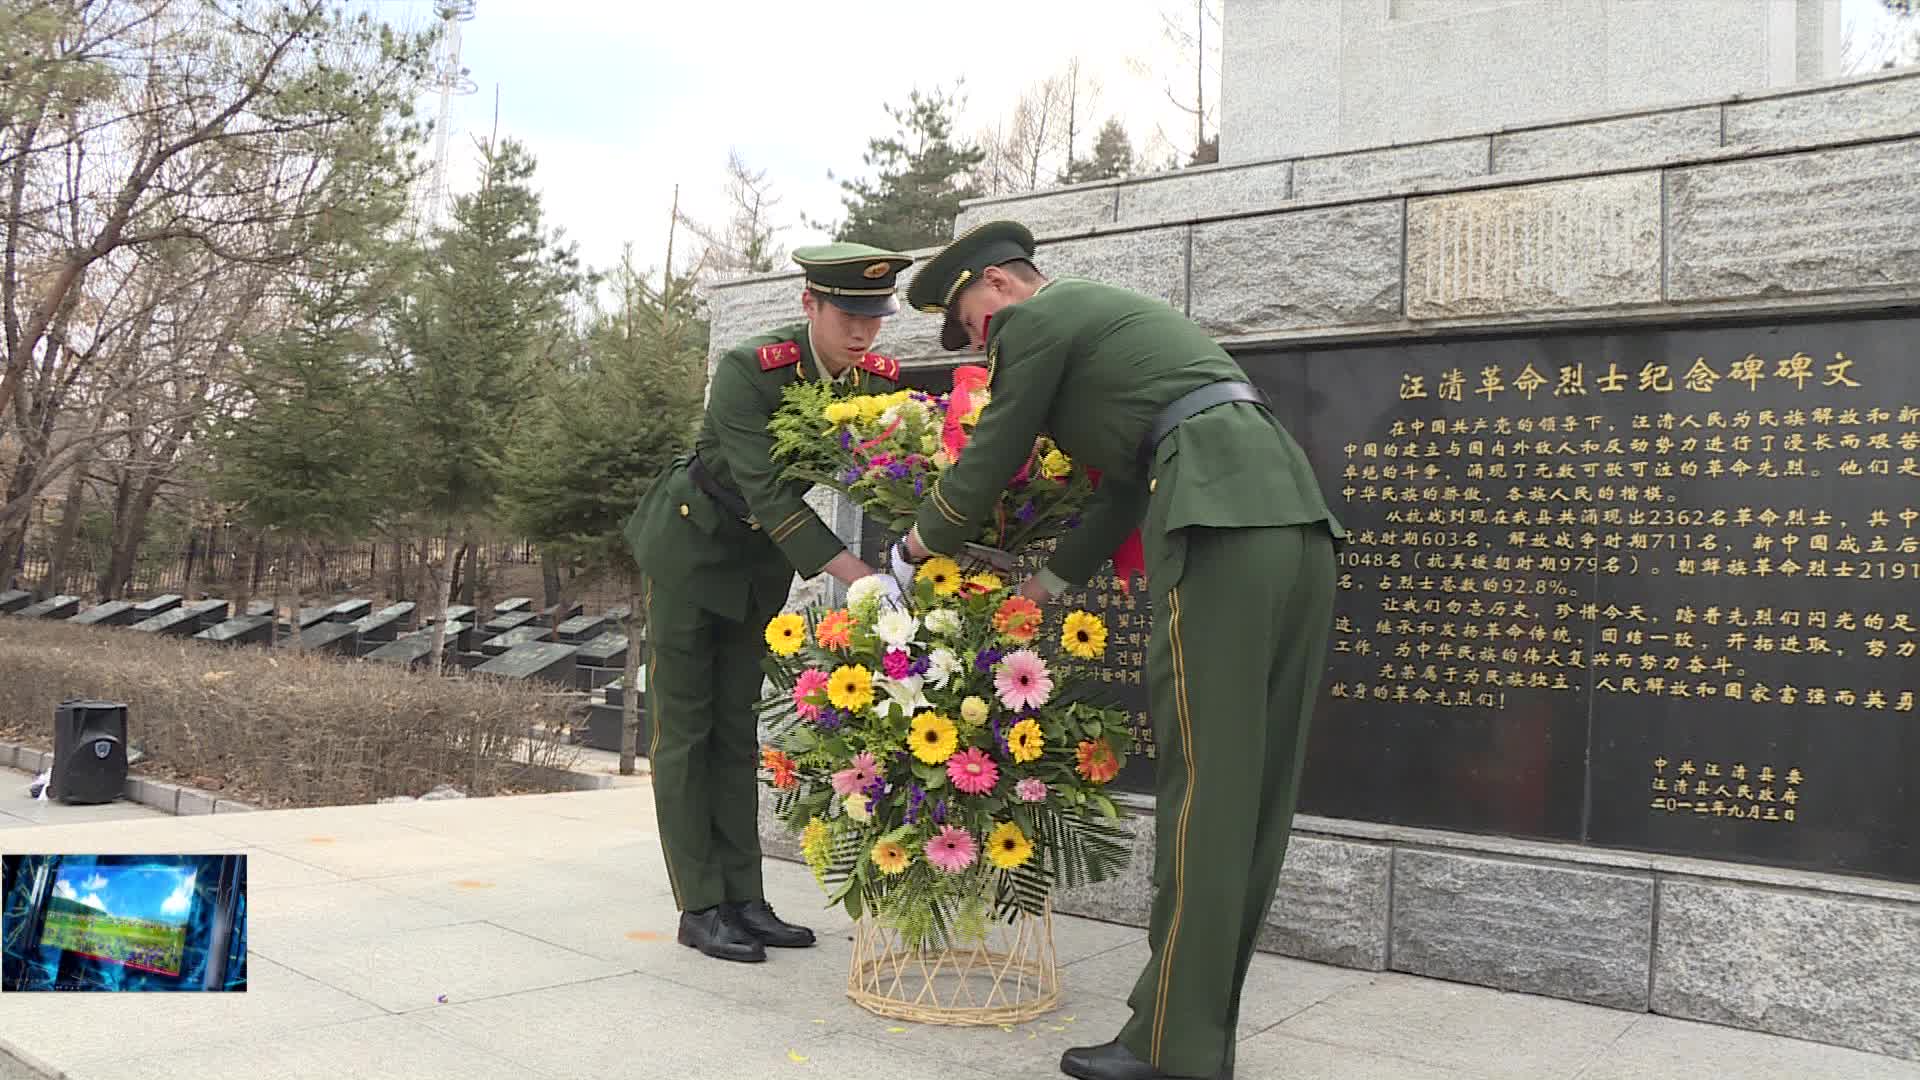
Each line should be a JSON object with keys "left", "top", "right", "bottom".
{"left": 1220, "top": 0, "right": 1843, "bottom": 163}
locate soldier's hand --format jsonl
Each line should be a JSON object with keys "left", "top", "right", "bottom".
{"left": 887, "top": 540, "right": 919, "bottom": 595}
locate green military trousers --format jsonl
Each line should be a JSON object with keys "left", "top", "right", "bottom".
{"left": 1116, "top": 522, "right": 1337, "bottom": 1077}
{"left": 639, "top": 572, "right": 781, "bottom": 913}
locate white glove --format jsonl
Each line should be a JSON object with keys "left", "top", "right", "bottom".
{"left": 888, "top": 540, "right": 919, "bottom": 594}
{"left": 850, "top": 572, "right": 907, "bottom": 611}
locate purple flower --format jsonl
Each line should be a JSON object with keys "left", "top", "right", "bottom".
{"left": 816, "top": 708, "right": 845, "bottom": 732}
{"left": 1065, "top": 514, "right": 1082, "bottom": 529}
{"left": 909, "top": 653, "right": 931, "bottom": 676}
{"left": 914, "top": 476, "right": 925, "bottom": 496}
{"left": 991, "top": 716, "right": 1008, "bottom": 758}
{"left": 887, "top": 462, "right": 911, "bottom": 480}
{"left": 933, "top": 799, "right": 948, "bottom": 824}
{"left": 905, "top": 783, "right": 927, "bottom": 824}
{"left": 839, "top": 430, "right": 853, "bottom": 450}
{"left": 1016, "top": 500, "right": 1036, "bottom": 523}
{"left": 974, "top": 647, "right": 1004, "bottom": 673}
{"left": 841, "top": 466, "right": 863, "bottom": 485}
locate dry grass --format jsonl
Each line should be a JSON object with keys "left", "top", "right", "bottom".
{"left": 0, "top": 619, "right": 583, "bottom": 809}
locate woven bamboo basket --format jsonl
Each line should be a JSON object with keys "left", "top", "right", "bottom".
{"left": 845, "top": 899, "right": 1060, "bottom": 1026}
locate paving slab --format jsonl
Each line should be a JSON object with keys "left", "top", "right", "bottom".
{"left": 0, "top": 785, "right": 1910, "bottom": 1080}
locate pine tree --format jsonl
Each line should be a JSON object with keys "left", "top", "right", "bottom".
{"left": 502, "top": 248, "right": 704, "bottom": 772}
{"left": 814, "top": 86, "right": 985, "bottom": 251}
{"left": 1060, "top": 118, "right": 1135, "bottom": 184}
{"left": 384, "top": 137, "right": 584, "bottom": 672}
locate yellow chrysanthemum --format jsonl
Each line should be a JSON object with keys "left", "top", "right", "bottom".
{"left": 765, "top": 613, "right": 807, "bottom": 656}
{"left": 827, "top": 665, "right": 874, "bottom": 712}
{"left": 960, "top": 696, "right": 990, "bottom": 727}
{"left": 822, "top": 401, "right": 861, "bottom": 426}
{"left": 1007, "top": 717, "right": 1045, "bottom": 763}
{"left": 967, "top": 572, "right": 1005, "bottom": 594}
{"left": 985, "top": 822, "right": 1033, "bottom": 870}
{"left": 916, "top": 556, "right": 963, "bottom": 596}
{"left": 855, "top": 395, "right": 890, "bottom": 421}
{"left": 909, "top": 711, "right": 960, "bottom": 764}
{"left": 872, "top": 839, "right": 911, "bottom": 875}
{"left": 1039, "top": 448, "right": 1072, "bottom": 479}
{"left": 1061, "top": 611, "right": 1108, "bottom": 660}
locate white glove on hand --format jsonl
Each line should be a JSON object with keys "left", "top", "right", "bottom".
{"left": 850, "top": 572, "right": 907, "bottom": 611}
{"left": 888, "top": 540, "right": 920, "bottom": 595}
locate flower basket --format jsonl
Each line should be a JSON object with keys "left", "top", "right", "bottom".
{"left": 847, "top": 897, "right": 1059, "bottom": 1026}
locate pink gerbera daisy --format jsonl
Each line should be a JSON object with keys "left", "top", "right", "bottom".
{"left": 1016, "top": 777, "right": 1048, "bottom": 803}
{"left": 883, "top": 648, "right": 913, "bottom": 680}
{"left": 946, "top": 747, "right": 999, "bottom": 795}
{"left": 831, "top": 751, "right": 880, "bottom": 797}
{"left": 994, "top": 649, "right": 1053, "bottom": 712}
{"left": 792, "top": 669, "right": 829, "bottom": 721}
{"left": 925, "top": 825, "right": 977, "bottom": 873}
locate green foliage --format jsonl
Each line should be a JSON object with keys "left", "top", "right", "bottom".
{"left": 1058, "top": 118, "right": 1135, "bottom": 185}
{"left": 813, "top": 86, "right": 985, "bottom": 251}
{"left": 500, "top": 250, "right": 705, "bottom": 578}
{"left": 383, "top": 138, "right": 585, "bottom": 530}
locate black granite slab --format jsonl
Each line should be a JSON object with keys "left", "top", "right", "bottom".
{"left": 475, "top": 642, "right": 578, "bottom": 685}
{"left": 70, "top": 601, "right": 138, "bottom": 627}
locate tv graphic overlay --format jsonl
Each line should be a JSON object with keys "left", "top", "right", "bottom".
{"left": 2, "top": 854, "right": 247, "bottom": 992}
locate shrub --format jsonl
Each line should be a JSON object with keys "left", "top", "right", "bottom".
{"left": 0, "top": 620, "right": 580, "bottom": 808}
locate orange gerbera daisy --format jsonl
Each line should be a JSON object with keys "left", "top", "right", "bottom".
{"left": 1075, "top": 738, "right": 1120, "bottom": 785}
{"left": 761, "top": 747, "right": 799, "bottom": 790}
{"left": 816, "top": 609, "right": 854, "bottom": 650}
{"left": 992, "top": 596, "right": 1043, "bottom": 643}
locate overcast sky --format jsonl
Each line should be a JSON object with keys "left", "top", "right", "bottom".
{"left": 360, "top": 0, "right": 1216, "bottom": 280}
{"left": 353, "top": 0, "right": 1910, "bottom": 284}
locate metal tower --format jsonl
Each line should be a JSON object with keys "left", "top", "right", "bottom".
{"left": 423, "top": 1, "right": 478, "bottom": 230}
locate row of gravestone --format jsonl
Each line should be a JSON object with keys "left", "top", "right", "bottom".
{"left": 0, "top": 589, "right": 641, "bottom": 700}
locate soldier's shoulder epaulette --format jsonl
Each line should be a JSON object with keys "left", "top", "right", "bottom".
{"left": 854, "top": 352, "right": 900, "bottom": 381}
{"left": 756, "top": 341, "right": 802, "bottom": 371}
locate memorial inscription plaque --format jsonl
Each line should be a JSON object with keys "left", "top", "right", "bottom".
{"left": 1247, "top": 312, "right": 1918, "bottom": 883}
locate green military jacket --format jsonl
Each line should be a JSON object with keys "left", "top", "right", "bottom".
{"left": 626, "top": 321, "right": 902, "bottom": 621}
{"left": 915, "top": 277, "right": 1343, "bottom": 593}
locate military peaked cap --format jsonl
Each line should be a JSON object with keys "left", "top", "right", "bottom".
{"left": 904, "top": 220, "right": 1037, "bottom": 352}
{"left": 792, "top": 242, "right": 913, "bottom": 317}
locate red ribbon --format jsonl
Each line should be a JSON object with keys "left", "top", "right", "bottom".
{"left": 943, "top": 364, "right": 991, "bottom": 460}
{"left": 1083, "top": 466, "right": 1147, "bottom": 593}
{"left": 857, "top": 416, "right": 902, "bottom": 454}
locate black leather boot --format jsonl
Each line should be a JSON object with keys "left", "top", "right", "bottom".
{"left": 728, "top": 899, "right": 816, "bottom": 948}
{"left": 1060, "top": 1040, "right": 1227, "bottom": 1080}
{"left": 677, "top": 905, "right": 766, "bottom": 963}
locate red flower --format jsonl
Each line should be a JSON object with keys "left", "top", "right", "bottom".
{"left": 762, "top": 747, "right": 799, "bottom": 790}
{"left": 1075, "top": 738, "right": 1120, "bottom": 785}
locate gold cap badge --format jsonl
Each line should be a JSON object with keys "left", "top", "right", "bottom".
{"left": 862, "top": 261, "right": 891, "bottom": 279}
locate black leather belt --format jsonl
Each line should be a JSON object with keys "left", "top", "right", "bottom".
{"left": 688, "top": 452, "right": 753, "bottom": 521}
{"left": 1137, "top": 380, "right": 1273, "bottom": 465}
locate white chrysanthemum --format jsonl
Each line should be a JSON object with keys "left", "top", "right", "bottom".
{"left": 846, "top": 575, "right": 890, "bottom": 610}
{"left": 923, "top": 609, "right": 962, "bottom": 637}
{"left": 873, "top": 609, "right": 920, "bottom": 650}
{"left": 925, "top": 647, "right": 962, "bottom": 690}
{"left": 843, "top": 793, "right": 872, "bottom": 822}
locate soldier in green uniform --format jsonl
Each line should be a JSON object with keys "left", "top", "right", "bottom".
{"left": 625, "top": 242, "right": 914, "bottom": 964}
{"left": 891, "top": 221, "right": 1344, "bottom": 1080}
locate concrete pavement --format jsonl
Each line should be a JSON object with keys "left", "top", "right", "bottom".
{"left": 0, "top": 784, "right": 1915, "bottom": 1080}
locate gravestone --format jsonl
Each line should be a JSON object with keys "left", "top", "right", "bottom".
{"left": 70, "top": 601, "right": 138, "bottom": 627}
{"left": 131, "top": 594, "right": 182, "bottom": 619}
{"left": 245, "top": 601, "right": 275, "bottom": 617}
{"left": 583, "top": 700, "right": 647, "bottom": 755}
{"left": 491, "top": 597, "right": 532, "bottom": 616}
{"left": 603, "top": 605, "right": 632, "bottom": 622}
{"left": 194, "top": 615, "right": 273, "bottom": 647}
{"left": 130, "top": 599, "right": 225, "bottom": 636}
{"left": 19, "top": 595, "right": 82, "bottom": 620}
{"left": 480, "top": 625, "right": 550, "bottom": 656}
{"left": 450, "top": 649, "right": 490, "bottom": 671}
{"left": 366, "top": 622, "right": 472, "bottom": 664}
{"left": 475, "top": 642, "right": 579, "bottom": 686}
{"left": 539, "top": 601, "right": 584, "bottom": 628}
{"left": 484, "top": 610, "right": 538, "bottom": 634}
{"left": 326, "top": 598, "right": 373, "bottom": 623}
{"left": 351, "top": 603, "right": 416, "bottom": 644}
{"left": 556, "top": 613, "right": 609, "bottom": 644}
{"left": 0, "top": 589, "right": 30, "bottom": 614}
{"left": 294, "top": 606, "right": 332, "bottom": 629}
{"left": 438, "top": 603, "right": 477, "bottom": 624}
{"left": 574, "top": 633, "right": 629, "bottom": 689}
{"left": 604, "top": 678, "right": 626, "bottom": 708}
{"left": 283, "top": 620, "right": 357, "bottom": 655}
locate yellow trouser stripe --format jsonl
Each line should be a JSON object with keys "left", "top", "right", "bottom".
{"left": 1152, "top": 586, "right": 1196, "bottom": 1064}
{"left": 642, "top": 576, "right": 684, "bottom": 909}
